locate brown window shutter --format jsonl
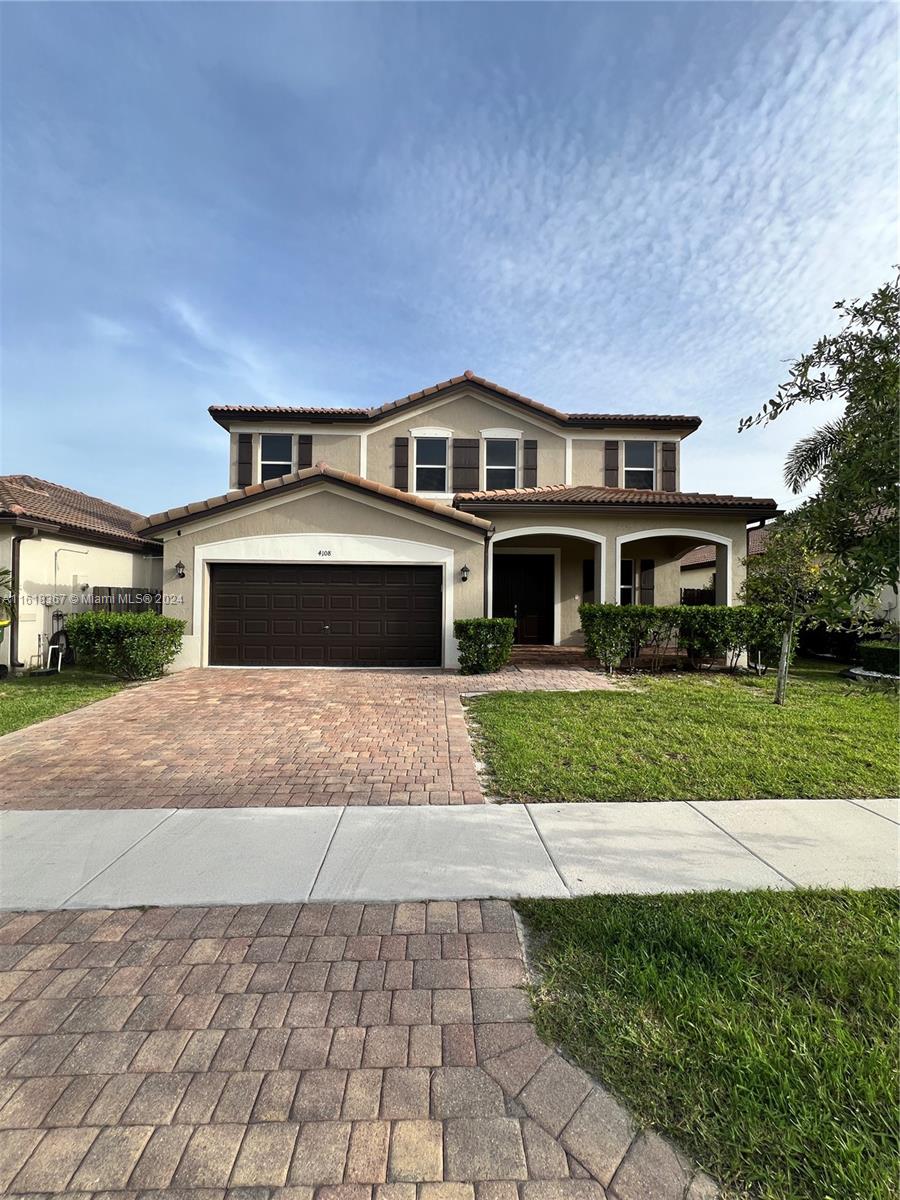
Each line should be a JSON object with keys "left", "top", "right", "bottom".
{"left": 661, "top": 442, "right": 677, "bottom": 491}
{"left": 523, "top": 439, "right": 538, "bottom": 487}
{"left": 604, "top": 441, "right": 619, "bottom": 487}
{"left": 639, "top": 559, "right": 655, "bottom": 605}
{"left": 452, "top": 439, "right": 479, "bottom": 492}
{"left": 237, "top": 433, "right": 253, "bottom": 487}
{"left": 297, "top": 435, "right": 313, "bottom": 471}
{"left": 394, "top": 437, "right": 409, "bottom": 491}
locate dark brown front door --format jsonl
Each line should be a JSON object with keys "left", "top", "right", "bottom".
{"left": 492, "top": 554, "right": 554, "bottom": 644}
{"left": 209, "top": 564, "right": 443, "bottom": 667}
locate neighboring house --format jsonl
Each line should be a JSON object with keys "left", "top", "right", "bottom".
{"left": 133, "top": 371, "right": 778, "bottom": 670}
{"left": 0, "top": 476, "right": 162, "bottom": 674}
{"left": 680, "top": 524, "right": 899, "bottom": 620}
{"left": 680, "top": 525, "right": 771, "bottom": 594}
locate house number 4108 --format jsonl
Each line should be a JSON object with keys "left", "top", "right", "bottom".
{"left": 317, "top": 549, "right": 333, "bottom": 557}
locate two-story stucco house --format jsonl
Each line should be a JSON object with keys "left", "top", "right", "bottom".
{"left": 135, "top": 371, "right": 778, "bottom": 670}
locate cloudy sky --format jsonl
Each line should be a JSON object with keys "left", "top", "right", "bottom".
{"left": 1, "top": 2, "right": 896, "bottom": 515}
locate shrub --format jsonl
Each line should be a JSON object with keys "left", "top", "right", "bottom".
{"left": 579, "top": 604, "right": 635, "bottom": 671}
{"left": 66, "top": 611, "right": 185, "bottom": 680}
{"left": 857, "top": 641, "right": 900, "bottom": 675}
{"left": 454, "top": 617, "right": 515, "bottom": 675}
{"left": 677, "top": 605, "right": 737, "bottom": 669}
{"left": 580, "top": 603, "right": 785, "bottom": 674}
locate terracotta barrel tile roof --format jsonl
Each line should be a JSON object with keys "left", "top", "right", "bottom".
{"left": 136, "top": 463, "right": 492, "bottom": 534}
{"left": 209, "top": 370, "right": 702, "bottom": 432}
{"left": 0, "top": 475, "right": 157, "bottom": 548}
{"left": 454, "top": 482, "right": 779, "bottom": 513}
{"left": 680, "top": 524, "right": 772, "bottom": 567}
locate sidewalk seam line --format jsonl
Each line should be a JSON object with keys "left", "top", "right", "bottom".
{"left": 57, "top": 808, "right": 180, "bottom": 909}
{"left": 844, "top": 797, "right": 899, "bottom": 825}
{"left": 523, "top": 804, "right": 573, "bottom": 896}
{"left": 685, "top": 801, "right": 799, "bottom": 889}
{"left": 308, "top": 806, "right": 346, "bottom": 901}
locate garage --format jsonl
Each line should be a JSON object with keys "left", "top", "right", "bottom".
{"left": 208, "top": 563, "right": 443, "bottom": 667}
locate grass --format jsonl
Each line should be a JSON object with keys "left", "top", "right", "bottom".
{"left": 0, "top": 669, "right": 124, "bottom": 735}
{"left": 516, "top": 889, "right": 899, "bottom": 1200}
{"left": 466, "top": 659, "right": 899, "bottom": 801}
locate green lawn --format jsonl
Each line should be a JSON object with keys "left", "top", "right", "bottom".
{"left": 517, "top": 889, "right": 899, "bottom": 1200}
{"left": 466, "top": 661, "right": 898, "bottom": 801}
{"left": 0, "top": 670, "right": 123, "bottom": 735}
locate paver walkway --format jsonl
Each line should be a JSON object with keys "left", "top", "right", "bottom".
{"left": 0, "top": 668, "right": 614, "bottom": 811}
{"left": 0, "top": 900, "right": 717, "bottom": 1199}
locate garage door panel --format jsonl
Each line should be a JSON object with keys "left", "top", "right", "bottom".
{"left": 209, "top": 563, "right": 443, "bottom": 667}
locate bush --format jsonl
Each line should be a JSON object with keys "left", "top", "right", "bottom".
{"left": 454, "top": 617, "right": 515, "bottom": 674}
{"left": 580, "top": 603, "right": 785, "bottom": 674}
{"left": 66, "top": 611, "right": 185, "bottom": 680}
{"left": 857, "top": 641, "right": 900, "bottom": 675}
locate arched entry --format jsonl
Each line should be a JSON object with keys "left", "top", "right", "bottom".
{"left": 488, "top": 527, "right": 607, "bottom": 645}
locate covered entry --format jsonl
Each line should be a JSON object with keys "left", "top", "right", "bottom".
{"left": 209, "top": 563, "right": 443, "bottom": 667}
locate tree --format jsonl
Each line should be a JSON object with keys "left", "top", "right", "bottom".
{"left": 0, "top": 567, "right": 13, "bottom": 622}
{"left": 740, "top": 521, "right": 821, "bottom": 705}
{"left": 740, "top": 272, "right": 899, "bottom": 615}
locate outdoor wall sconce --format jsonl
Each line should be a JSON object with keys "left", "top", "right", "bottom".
{"left": 174, "top": 561, "right": 186, "bottom": 579}
{"left": 460, "top": 564, "right": 470, "bottom": 583}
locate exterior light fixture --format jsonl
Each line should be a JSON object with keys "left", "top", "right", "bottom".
{"left": 174, "top": 561, "right": 186, "bottom": 579}
{"left": 460, "top": 564, "right": 470, "bottom": 583}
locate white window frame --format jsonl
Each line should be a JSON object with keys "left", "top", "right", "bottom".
{"left": 619, "top": 558, "right": 636, "bottom": 605}
{"left": 259, "top": 433, "right": 294, "bottom": 483}
{"left": 411, "top": 429, "right": 451, "bottom": 496}
{"left": 623, "top": 440, "right": 656, "bottom": 490}
{"left": 484, "top": 438, "right": 519, "bottom": 491}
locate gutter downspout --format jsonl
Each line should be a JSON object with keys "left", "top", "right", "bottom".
{"left": 8, "top": 520, "right": 60, "bottom": 671}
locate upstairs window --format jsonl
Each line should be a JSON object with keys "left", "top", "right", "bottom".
{"left": 260, "top": 434, "right": 293, "bottom": 482}
{"left": 623, "top": 441, "right": 656, "bottom": 489}
{"left": 414, "top": 437, "right": 448, "bottom": 492}
{"left": 485, "top": 439, "right": 517, "bottom": 490}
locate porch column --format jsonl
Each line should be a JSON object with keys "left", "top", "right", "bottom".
{"left": 714, "top": 541, "right": 731, "bottom": 605}
{"left": 605, "top": 538, "right": 620, "bottom": 605}
{"left": 593, "top": 543, "right": 603, "bottom": 604}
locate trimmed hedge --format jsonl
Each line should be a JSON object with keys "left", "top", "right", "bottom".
{"left": 579, "top": 603, "right": 785, "bottom": 674}
{"left": 454, "top": 617, "right": 515, "bottom": 675}
{"left": 66, "top": 611, "right": 185, "bottom": 680}
{"left": 857, "top": 641, "right": 900, "bottom": 676}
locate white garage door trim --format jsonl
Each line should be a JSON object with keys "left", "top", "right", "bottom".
{"left": 189, "top": 533, "right": 456, "bottom": 668}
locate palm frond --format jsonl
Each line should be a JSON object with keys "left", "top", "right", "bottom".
{"left": 784, "top": 420, "right": 846, "bottom": 493}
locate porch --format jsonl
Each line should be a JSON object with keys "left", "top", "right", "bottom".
{"left": 486, "top": 525, "right": 738, "bottom": 648}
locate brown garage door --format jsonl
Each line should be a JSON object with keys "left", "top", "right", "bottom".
{"left": 209, "top": 564, "right": 443, "bottom": 667}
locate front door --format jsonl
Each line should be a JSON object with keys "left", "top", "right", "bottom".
{"left": 492, "top": 554, "right": 555, "bottom": 644}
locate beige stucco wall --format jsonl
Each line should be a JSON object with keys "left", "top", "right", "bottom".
{"left": 228, "top": 429, "right": 363, "bottom": 489}
{"left": 680, "top": 563, "right": 716, "bottom": 591}
{"left": 224, "top": 394, "right": 688, "bottom": 495}
{"left": 361, "top": 392, "right": 568, "bottom": 492}
{"left": 0, "top": 526, "right": 162, "bottom": 672}
{"left": 158, "top": 482, "right": 486, "bottom": 669}
{"left": 569, "top": 435, "right": 682, "bottom": 489}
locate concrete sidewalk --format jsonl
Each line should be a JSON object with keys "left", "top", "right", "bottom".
{"left": 1, "top": 798, "right": 896, "bottom": 911}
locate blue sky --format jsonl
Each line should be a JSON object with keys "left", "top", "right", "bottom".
{"left": 1, "top": 2, "right": 896, "bottom": 515}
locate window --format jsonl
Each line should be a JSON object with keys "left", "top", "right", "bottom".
{"left": 619, "top": 559, "right": 635, "bottom": 605}
{"left": 623, "top": 441, "right": 656, "bottom": 489}
{"left": 414, "top": 437, "right": 448, "bottom": 492}
{"left": 260, "top": 434, "right": 293, "bottom": 482}
{"left": 485, "top": 439, "right": 517, "bottom": 490}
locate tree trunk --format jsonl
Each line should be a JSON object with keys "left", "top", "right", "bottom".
{"left": 774, "top": 614, "right": 794, "bottom": 706}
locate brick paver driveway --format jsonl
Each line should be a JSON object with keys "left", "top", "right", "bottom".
{"left": 0, "top": 900, "right": 711, "bottom": 1198}
{"left": 0, "top": 667, "right": 612, "bottom": 811}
